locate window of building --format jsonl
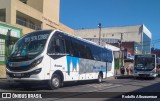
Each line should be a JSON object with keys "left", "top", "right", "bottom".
{"left": 143, "top": 33, "right": 151, "bottom": 54}
{"left": 19, "top": 0, "right": 28, "bottom": 4}
{"left": 0, "top": 9, "right": 6, "bottom": 22}
{"left": 0, "top": 39, "right": 5, "bottom": 64}
{"left": 16, "top": 11, "right": 42, "bottom": 30}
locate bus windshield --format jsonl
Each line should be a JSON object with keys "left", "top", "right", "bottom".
{"left": 9, "top": 30, "right": 52, "bottom": 62}
{"left": 135, "top": 55, "right": 155, "bottom": 70}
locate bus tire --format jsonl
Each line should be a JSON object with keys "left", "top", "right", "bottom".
{"left": 49, "top": 74, "right": 61, "bottom": 90}
{"left": 97, "top": 73, "right": 103, "bottom": 83}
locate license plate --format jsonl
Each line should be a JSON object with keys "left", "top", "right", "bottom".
{"left": 139, "top": 71, "right": 148, "bottom": 74}
{"left": 14, "top": 73, "right": 21, "bottom": 77}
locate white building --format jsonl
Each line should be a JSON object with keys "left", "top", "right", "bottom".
{"left": 75, "top": 24, "right": 152, "bottom": 54}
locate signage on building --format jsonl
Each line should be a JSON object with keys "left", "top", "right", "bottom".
{"left": 42, "top": 16, "right": 59, "bottom": 26}
{"left": 0, "top": 24, "right": 21, "bottom": 38}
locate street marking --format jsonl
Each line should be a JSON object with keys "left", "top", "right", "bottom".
{"left": 89, "top": 84, "right": 111, "bottom": 88}
{"left": 76, "top": 83, "right": 123, "bottom": 90}
{"left": 89, "top": 84, "right": 122, "bottom": 92}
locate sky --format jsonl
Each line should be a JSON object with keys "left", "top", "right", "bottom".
{"left": 60, "top": 0, "right": 160, "bottom": 49}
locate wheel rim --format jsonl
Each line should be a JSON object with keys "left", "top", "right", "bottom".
{"left": 52, "top": 77, "right": 60, "bottom": 88}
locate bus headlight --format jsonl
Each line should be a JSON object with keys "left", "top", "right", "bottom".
{"left": 134, "top": 70, "right": 137, "bottom": 73}
{"left": 31, "top": 57, "right": 43, "bottom": 67}
{"left": 31, "top": 68, "right": 42, "bottom": 74}
{"left": 151, "top": 68, "right": 156, "bottom": 73}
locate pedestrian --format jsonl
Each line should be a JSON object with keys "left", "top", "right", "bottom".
{"left": 130, "top": 66, "right": 133, "bottom": 75}
{"left": 126, "top": 66, "right": 129, "bottom": 75}
{"left": 120, "top": 66, "right": 125, "bottom": 75}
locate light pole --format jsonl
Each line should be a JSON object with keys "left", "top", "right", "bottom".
{"left": 120, "top": 33, "right": 123, "bottom": 67}
{"left": 98, "top": 23, "right": 102, "bottom": 45}
{"left": 118, "top": 33, "right": 123, "bottom": 76}
{"left": 7, "top": 29, "right": 11, "bottom": 56}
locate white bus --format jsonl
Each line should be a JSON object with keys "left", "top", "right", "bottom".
{"left": 134, "top": 54, "right": 157, "bottom": 78}
{"left": 6, "top": 30, "right": 113, "bottom": 89}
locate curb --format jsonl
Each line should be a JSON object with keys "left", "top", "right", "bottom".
{"left": 115, "top": 75, "right": 134, "bottom": 79}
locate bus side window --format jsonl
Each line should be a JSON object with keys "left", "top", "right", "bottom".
{"left": 66, "top": 39, "right": 74, "bottom": 56}
{"left": 85, "top": 46, "right": 93, "bottom": 59}
{"left": 55, "top": 39, "right": 66, "bottom": 53}
{"left": 48, "top": 38, "right": 66, "bottom": 54}
{"left": 47, "top": 39, "right": 55, "bottom": 53}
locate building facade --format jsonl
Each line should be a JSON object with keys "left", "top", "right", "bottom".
{"left": 0, "top": 22, "right": 22, "bottom": 78}
{"left": 0, "top": 0, "right": 75, "bottom": 78}
{"left": 0, "top": 0, "right": 74, "bottom": 35}
{"left": 151, "top": 48, "right": 160, "bottom": 58}
{"left": 75, "top": 24, "right": 152, "bottom": 55}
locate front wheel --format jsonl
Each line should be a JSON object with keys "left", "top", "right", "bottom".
{"left": 49, "top": 75, "right": 61, "bottom": 90}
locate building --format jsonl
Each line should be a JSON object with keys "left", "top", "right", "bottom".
{"left": 0, "top": 22, "right": 22, "bottom": 78}
{"left": 76, "top": 25, "right": 152, "bottom": 75}
{"left": 75, "top": 24, "right": 152, "bottom": 55}
{"left": 151, "top": 48, "right": 160, "bottom": 58}
{"left": 0, "top": 0, "right": 75, "bottom": 78}
{"left": 0, "top": 0, "right": 74, "bottom": 35}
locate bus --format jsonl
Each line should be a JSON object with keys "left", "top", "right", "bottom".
{"left": 157, "top": 57, "right": 160, "bottom": 76}
{"left": 6, "top": 30, "right": 113, "bottom": 89}
{"left": 134, "top": 54, "right": 157, "bottom": 78}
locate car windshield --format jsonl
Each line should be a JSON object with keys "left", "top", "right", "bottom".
{"left": 9, "top": 30, "right": 52, "bottom": 62}
{"left": 135, "top": 56, "right": 155, "bottom": 70}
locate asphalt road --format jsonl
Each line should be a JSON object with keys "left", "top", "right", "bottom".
{"left": 0, "top": 77, "right": 160, "bottom": 101}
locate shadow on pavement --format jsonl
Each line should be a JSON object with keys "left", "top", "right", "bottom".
{"left": 115, "top": 75, "right": 134, "bottom": 79}
{"left": 0, "top": 79, "right": 103, "bottom": 91}
{"left": 104, "top": 78, "right": 160, "bottom": 101}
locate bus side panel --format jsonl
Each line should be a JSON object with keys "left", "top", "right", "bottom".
{"left": 106, "top": 62, "right": 114, "bottom": 77}
{"left": 48, "top": 55, "right": 107, "bottom": 82}
{"left": 79, "top": 59, "right": 106, "bottom": 80}
{"left": 65, "top": 56, "right": 106, "bottom": 81}
{"left": 65, "top": 56, "right": 80, "bottom": 81}
{"left": 49, "top": 56, "right": 68, "bottom": 80}
{"left": 42, "top": 55, "right": 51, "bottom": 80}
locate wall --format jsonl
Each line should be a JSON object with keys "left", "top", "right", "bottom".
{"left": 59, "top": 23, "right": 75, "bottom": 34}
{"left": 0, "top": 0, "right": 11, "bottom": 24}
{"left": 27, "top": 0, "right": 43, "bottom": 12}
{"left": 0, "top": 65, "right": 6, "bottom": 78}
{"left": 75, "top": 25, "right": 143, "bottom": 43}
{"left": 42, "top": 0, "right": 60, "bottom": 29}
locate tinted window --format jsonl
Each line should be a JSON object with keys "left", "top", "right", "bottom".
{"left": 48, "top": 32, "right": 66, "bottom": 54}
{"left": 47, "top": 31, "right": 113, "bottom": 62}
{"left": 143, "top": 33, "right": 151, "bottom": 53}
{"left": 9, "top": 30, "right": 52, "bottom": 62}
{"left": 65, "top": 37, "right": 73, "bottom": 55}
{"left": 90, "top": 45, "right": 101, "bottom": 61}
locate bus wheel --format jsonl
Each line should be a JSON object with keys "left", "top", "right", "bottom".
{"left": 97, "top": 73, "right": 103, "bottom": 83}
{"left": 49, "top": 75, "right": 61, "bottom": 90}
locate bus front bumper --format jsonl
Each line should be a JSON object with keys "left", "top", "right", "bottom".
{"left": 134, "top": 73, "right": 157, "bottom": 78}
{"left": 6, "top": 68, "right": 47, "bottom": 81}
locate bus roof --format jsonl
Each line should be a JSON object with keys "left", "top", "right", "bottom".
{"left": 55, "top": 29, "right": 113, "bottom": 52}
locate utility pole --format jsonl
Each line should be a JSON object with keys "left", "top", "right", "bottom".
{"left": 119, "top": 33, "right": 123, "bottom": 67}
{"left": 7, "top": 29, "right": 11, "bottom": 56}
{"left": 120, "top": 33, "right": 123, "bottom": 67}
{"left": 115, "top": 33, "right": 123, "bottom": 77}
{"left": 98, "top": 23, "right": 102, "bottom": 45}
